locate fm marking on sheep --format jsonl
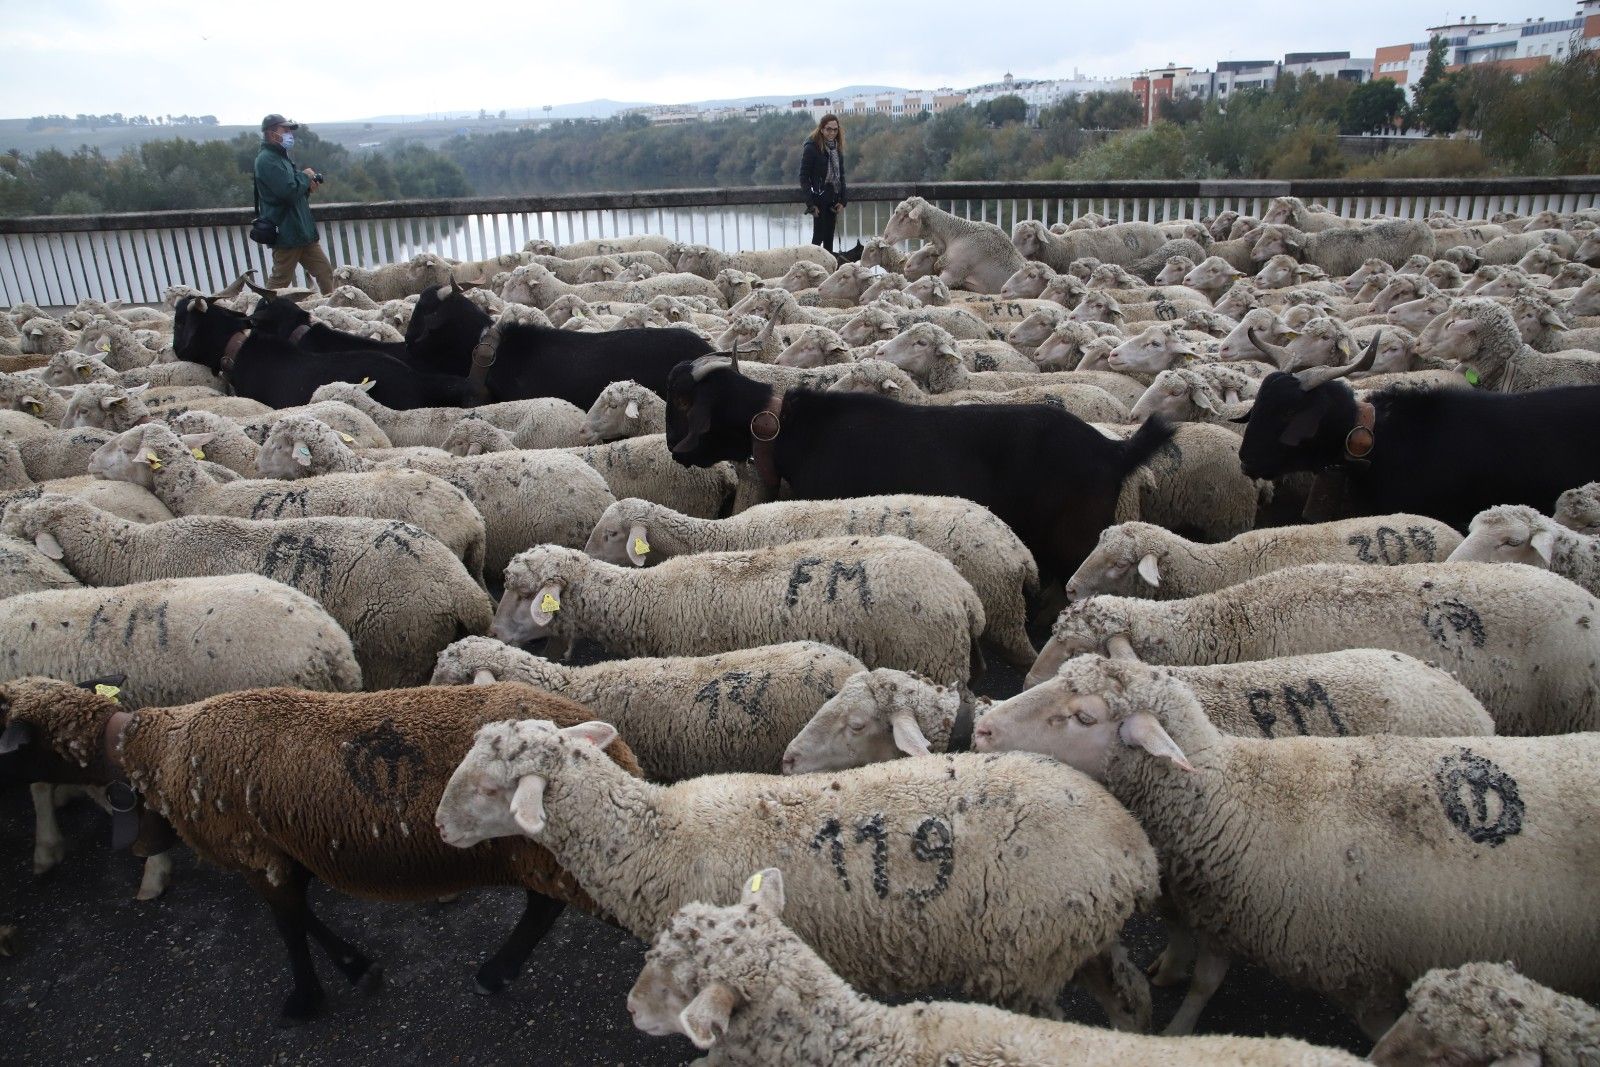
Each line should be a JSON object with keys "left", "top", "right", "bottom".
{"left": 341, "top": 719, "right": 427, "bottom": 807}
{"left": 249, "top": 488, "right": 310, "bottom": 520}
{"left": 1435, "top": 749, "right": 1524, "bottom": 847}
{"left": 373, "top": 522, "right": 421, "bottom": 560}
{"left": 1245, "top": 680, "right": 1350, "bottom": 738}
{"left": 1347, "top": 526, "right": 1440, "bottom": 566}
{"left": 810, "top": 813, "right": 955, "bottom": 902}
{"left": 1422, "top": 599, "right": 1488, "bottom": 652}
{"left": 261, "top": 532, "right": 335, "bottom": 599}
{"left": 784, "top": 557, "right": 874, "bottom": 609}
{"left": 692, "top": 670, "right": 772, "bottom": 732}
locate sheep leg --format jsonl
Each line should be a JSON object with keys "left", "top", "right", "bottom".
{"left": 1148, "top": 921, "right": 1197, "bottom": 987}
{"left": 1074, "top": 943, "right": 1152, "bottom": 1033}
{"left": 1160, "top": 940, "right": 1231, "bottom": 1036}
{"left": 135, "top": 851, "right": 174, "bottom": 902}
{"left": 30, "top": 782, "right": 66, "bottom": 875}
{"left": 250, "top": 866, "right": 327, "bottom": 1023}
{"left": 475, "top": 890, "right": 565, "bottom": 995}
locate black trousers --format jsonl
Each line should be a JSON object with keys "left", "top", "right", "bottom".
{"left": 809, "top": 190, "right": 840, "bottom": 252}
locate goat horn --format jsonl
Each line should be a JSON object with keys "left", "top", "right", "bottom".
{"left": 690, "top": 354, "right": 737, "bottom": 381}
{"left": 1293, "top": 332, "right": 1381, "bottom": 390}
{"left": 1246, "top": 327, "right": 1292, "bottom": 368}
{"left": 242, "top": 276, "right": 276, "bottom": 299}
{"left": 211, "top": 270, "right": 258, "bottom": 300}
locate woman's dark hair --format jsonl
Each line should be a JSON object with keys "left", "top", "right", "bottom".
{"left": 809, "top": 114, "right": 844, "bottom": 154}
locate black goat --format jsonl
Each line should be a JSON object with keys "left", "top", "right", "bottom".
{"left": 174, "top": 296, "right": 483, "bottom": 410}
{"left": 665, "top": 355, "right": 1173, "bottom": 587}
{"left": 1238, "top": 336, "right": 1600, "bottom": 530}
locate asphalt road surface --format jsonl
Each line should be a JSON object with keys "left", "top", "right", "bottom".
{"left": 1, "top": 647, "right": 1372, "bottom": 1066}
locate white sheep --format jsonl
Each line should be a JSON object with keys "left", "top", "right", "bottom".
{"left": 1029, "top": 562, "right": 1600, "bottom": 736}
{"left": 1418, "top": 298, "right": 1600, "bottom": 390}
{"left": 87, "top": 423, "right": 488, "bottom": 586}
{"left": 1013, "top": 218, "right": 1170, "bottom": 271}
{"left": 1371, "top": 961, "right": 1600, "bottom": 1067}
{"left": 1555, "top": 482, "right": 1600, "bottom": 535}
{"left": 626, "top": 868, "right": 1365, "bottom": 1065}
{"left": 5, "top": 495, "right": 492, "bottom": 690}
{"left": 1065, "top": 516, "right": 1464, "bottom": 601}
{"left": 308, "top": 381, "right": 584, "bottom": 449}
{"left": 494, "top": 538, "right": 984, "bottom": 687}
{"left": 583, "top": 495, "right": 1038, "bottom": 670}
{"left": 438, "top": 721, "right": 1157, "bottom": 1028}
{"left": 0, "top": 531, "right": 80, "bottom": 599}
{"left": 1095, "top": 422, "right": 1260, "bottom": 544}
{"left": 1448, "top": 504, "right": 1600, "bottom": 597}
{"left": 675, "top": 243, "right": 834, "bottom": 282}
{"left": 779, "top": 667, "right": 968, "bottom": 774}
{"left": 430, "top": 636, "right": 865, "bottom": 779}
{"left": 559, "top": 435, "right": 736, "bottom": 520}
{"left": 575, "top": 380, "right": 665, "bottom": 443}
{"left": 1128, "top": 365, "right": 1261, "bottom": 426}
{"left": 882, "top": 197, "right": 1027, "bottom": 293}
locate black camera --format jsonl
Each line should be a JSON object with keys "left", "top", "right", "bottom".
{"left": 312, "top": 171, "right": 325, "bottom": 185}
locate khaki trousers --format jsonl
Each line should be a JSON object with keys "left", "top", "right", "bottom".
{"left": 267, "top": 239, "right": 335, "bottom": 294}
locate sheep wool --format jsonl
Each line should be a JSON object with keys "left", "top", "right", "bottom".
{"left": 440, "top": 721, "right": 1157, "bottom": 1027}
{"left": 431, "top": 636, "right": 865, "bottom": 779}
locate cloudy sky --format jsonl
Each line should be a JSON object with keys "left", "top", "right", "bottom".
{"left": 5, "top": 0, "right": 1588, "bottom": 123}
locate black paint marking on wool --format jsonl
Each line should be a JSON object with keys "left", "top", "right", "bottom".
{"left": 1435, "top": 748, "right": 1523, "bottom": 847}
{"left": 251, "top": 488, "right": 310, "bottom": 520}
{"left": 343, "top": 719, "right": 427, "bottom": 808}
{"left": 1406, "top": 525, "right": 1439, "bottom": 559}
{"left": 785, "top": 557, "right": 823, "bottom": 608}
{"left": 692, "top": 670, "right": 772, "bottom": 733}
{"left": 119, "top": 602, "right": 169, "bottom": 648}
{"left": 908, "top": 816, "right": 954, "bottom": 903}
{"left": 826, "top": 561, "right": 872, "bottom": 608}
{"left": 811, "top": 818, "right": 849, "bottom": 891}
{"left": 374, "top": 521, "right": 422, "bottom": 560}
{"left": 1422, "top": 599, "right": 1487, "bottom": 651}
{"left": 854, "top": 813, "right": 890, "bottom": 899}
{"left": 262, "top": 532, "right": 335, "bottom": 599}
{"left": 1154, "top": 300, "right": 1178, "bottom": 321}
{"left": 1246, "top": 680, "right": 1348, "bottom": 737}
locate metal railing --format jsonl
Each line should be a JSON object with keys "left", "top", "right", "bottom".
{"left": 2, "top": 177, "right": 1597, "bottom": 306}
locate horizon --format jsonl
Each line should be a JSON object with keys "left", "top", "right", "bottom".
{"left": 6, "top": 0, "right": 1589, "bottom": 126}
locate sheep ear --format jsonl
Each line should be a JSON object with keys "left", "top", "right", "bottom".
{"left": 358, "top": 379, "right": 377, "bottom": 393}
{"left": 882, "top": 380, "right": 899, "bottom": 392}
{"left": 1136, "top": 553, "right": 1161, "bottom": 587}
{"left": 127, "top": 383, "right": 150, "bottom": 396}
{"left": 529, "top": 581, "right": 563, "bottom": 625}
{"left": 739, "top": 867, "right": 786, "bottom": 916}
{"left": 887, "top": 708, "right": 932, "bottom": 758}
{"left": 471, "top": 668, "right": 497, "bottom": 686}
{"left": 625, "top": 523, "right": 651, "bottom": 567}
{"left": 34, "top": 531, "right": 65, "bottom": 560}
{"left": 624, "top": 400, "right": 640, "bottom": 419}
{"left": 0, "top": 719, "right": 34, "bottom": 755}
{"left": 101, "top": 395, "right": 127, "bottom": 410}
{"left": 292, "top": 441, "right": 312, "bottom": 467}
{"left": 509, "top": 774, "right": 548, "bottom": 836}
{"left": 466, "top": 442, "right": 483, "bottom": 456}
{"left": 559, "top": 720, "right": 619, "bottom": 750}
{"left": 178, "top": 432, "right": 214, "bottom": 450}
{"left": 1224, "top": 388, "right": 1240, "bottom": 405}
{"left": 1529, "top": 528, "right": 1555, "bottom": 565}
{"left": 677, "top": 982, "right": 741, "bottom": 1050}
{"left": 1118, "top": 712, "right": 1195, "bottom": 772}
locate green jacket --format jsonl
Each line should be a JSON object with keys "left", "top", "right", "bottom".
{"left": 253, "top": 141, "right": 317, "bottom": 248}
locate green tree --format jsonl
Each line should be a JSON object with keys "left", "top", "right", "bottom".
{"left": 1157, "top": 93, "right": 1206, "bottom": 125}
{"left": 982, "top": 94, "right": 1028, "bottom": 126}
{"left": 1082, "top": 91, "right": 1143, "bottom": 129}
{"left": 1409, "top": 35, "right": 1462, "bottom": 133}
{"left": 1341, "top": 78, "right": 1406, "bottom": 134}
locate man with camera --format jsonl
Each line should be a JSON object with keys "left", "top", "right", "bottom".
{"left": 254, "top": 114, "right": 335, "bottom": 294}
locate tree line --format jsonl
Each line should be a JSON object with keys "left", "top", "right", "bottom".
{"left": 24, "top": 114, "right": 219, "bottom": 131}
{"left": 1, "top": 47, "right": 1592, "bottom": 217}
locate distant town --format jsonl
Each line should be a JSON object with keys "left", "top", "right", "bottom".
{"left": 625, "top": 4, "right": 1600, "bottom": 128}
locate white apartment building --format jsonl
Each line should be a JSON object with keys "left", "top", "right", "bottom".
{"left": 1375, "top": 3, "right": 1600, "bottom": 100}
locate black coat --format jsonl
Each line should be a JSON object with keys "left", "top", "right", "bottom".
{"left": 798, "top": 139, "right": 847, "bottom": 210}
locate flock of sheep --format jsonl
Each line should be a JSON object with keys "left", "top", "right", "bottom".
{"left": 2, "top": 190, "right": 1600, "bottom": 1065}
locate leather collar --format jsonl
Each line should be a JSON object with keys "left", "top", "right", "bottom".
{"left": 99, "top": 709, "right": 140, "bottom": 851}
{"left": 1343, "top": 400, "right": 1375, "bottom": 464}
{"left": 750, "top": 394, "right": 784, "bottom": 489}
{"left": 288, "top": 323, "right": 311, "bottom": 344}
{"left": 468, "top": 326, "right": 497, "bottom": 388}
{"left": 221, "top": 328, "right": 250, "bottom": 375}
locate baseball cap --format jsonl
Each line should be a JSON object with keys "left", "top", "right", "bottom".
{"left": 261, "top": 114, "right": 300, "bottom": 131}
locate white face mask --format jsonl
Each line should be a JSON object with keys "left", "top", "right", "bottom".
{"left": 280, "top": 133, "right": 295, "bottom": 149}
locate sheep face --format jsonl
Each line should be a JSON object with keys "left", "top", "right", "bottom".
{"left": 1008, "top": 220, "right": 1050, "bottom": 260}
{"left": 1555, "top": 486, "right": 1600, "bottom": 535}
{"left": 1253, "top": 256, "right": 1301, "bottom": 291}
{"left": 1025, "top": 600, "right": 1136, "bottom": 690}
{"left": 580, "top": 382, "right": 650, "bottom": 443}
{"left": 1576, "top": 232, "right": 1600, "bottom": 266}
{"left": 1108, "top": 326, "right": 1192, "bottom": 374}
{"left": 999, "top": 263, "right": 1050, "bottom": 300}
{"left": 625, "top": 952, "right": 695, "bottom": 1040}
{"left": 882, "top": 199, "right": 929, "bottom": 246}
{"left": 1261, "top": 196, "right": 1300, "bottom": 226}
{"left": 976, "top": 656, "right": 1195, "bottom": 782}
{"left": 780, "top": 669, "right": 957, "bottom": 775}
{"left": 493, "top": 546, "right": 590, "bottom": 645}
{"left": 1181, "top": 257, "right": 1244, "bottom": 301}
{"left": 1067, "top": 292, "right": 1122, "bottom": 326}
{"left": 839, "top": 308, "right": 896, "bottom": 348}
{"left": 1509, "top": 299, "right": 1567, "bottom": 345}
{"left": 905, "top": 275, "right": 949, "bottom": 306}
{"left": 442, "top": 417, "right": 514, "bottom": 457}
{"left": 1031, "top": 322, "right": 1096, "bottom": 371}
{"left": 1153, "top": 257, "right": 1195, "bottom": 287}
{"left": 903, "top": 245, "right": 941, "bottom": 282}
{"left": 1370, "top": 962, "right": 1557, "bottom": 1067}
{"left": 436, "top": 717, "right": 618, "bottom": 845}
{"left": 816, "top": 264, "right": 867, "bottom": 303}
{"left": 1448, "top": 506, "right": 1556, "bottom": 570}
{"left": 778, "top": 261, "right": 827, "bottom": 293}
{"left": 61, "top": 384, "right": 149, "bottom": 432}
{"left": 776, "top": 329, "right": 846, "bottom": 369}
{"left": 88, "top": 425, "right": 166, "bottom": 488}
{"left": 1247, "top": 225, "right": 1302, "bottom": 264}
{"left": 576, "top": 259, "right": 622, "bottom": 284}
{"left": 1008, "top": 309, "right": 1064, "bottom": 350}
{"left": 1389, "top": 295, "right": 1454, "bottom": 333}
{"left": 875, "top": 325, "right": 956, "bottom": 379}
{"left": 1064, "top": 525, "right": 1161, "bottom": 602}
{"left": 1370, "top": 333, "right": 1417, "bottom": 375}
{"left": 256, "top": 416, "right": 350, "bottom": 479}
{"left": 43, "top": 353, "right": 107, "bottom": 388}
{"left": 582, "top": 510, "right": 659, "bottom": 568}
{"left": 1130, "top": 372, "right": 1198, "bottom": 424}
{"left": 824, "top": 360, "right": 907, "bottom": 397}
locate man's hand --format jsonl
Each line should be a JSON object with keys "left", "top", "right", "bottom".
{"left": 302, "top": 167, "right": 318, "bottom": 180}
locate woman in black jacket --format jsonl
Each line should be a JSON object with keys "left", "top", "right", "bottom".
{"left": 798, "top": 114, "right": 846, "bottom": 253}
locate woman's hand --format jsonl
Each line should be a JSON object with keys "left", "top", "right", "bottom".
{"left": 833, "top": 202, "right": 845, "bottom": 213}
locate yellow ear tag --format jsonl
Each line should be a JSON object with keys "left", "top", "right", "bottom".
{"left": 97, "top": 339, "right": 111, "bottom": 353}
{"left": 539, "top": 593, "right": 561, "bottom": 613}
{"left": 143, "top": 450, "right": 162, "bottom": 470}
{"left": 191, "top": 447, "right": 205, "bottom": 460}
{"left": 360, "top": 377, "right": 371, "bottom": 385}
{"left": 78, "top": 366, "right": 93, "bottom": 379}
{"left": 94, "top": 683, "right": 121, "bottom": 702}
{"left": 339, "top": 432, "right": 354, "bottom": 444}
{"left": 633, "top": 537, "right": 650, "bottom": 556}
{"left": 27, "top": 402, "right": 42, "bottom": 415}
{"left": 747, "top": 872, "right": 763, "bottom": 893}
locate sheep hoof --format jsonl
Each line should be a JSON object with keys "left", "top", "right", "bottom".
{"left": 0, "top": 925, "right": 17, "bottom": 957}
{"left": 32, "top": 840, "right": 66, "bottom": 876}
{"left": 474, "top": 959, "right": 520, "bottom": 996}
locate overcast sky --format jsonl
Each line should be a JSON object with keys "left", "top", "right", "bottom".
{"left": 5, "top": 0, "right": 1588, "bottom": 123}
